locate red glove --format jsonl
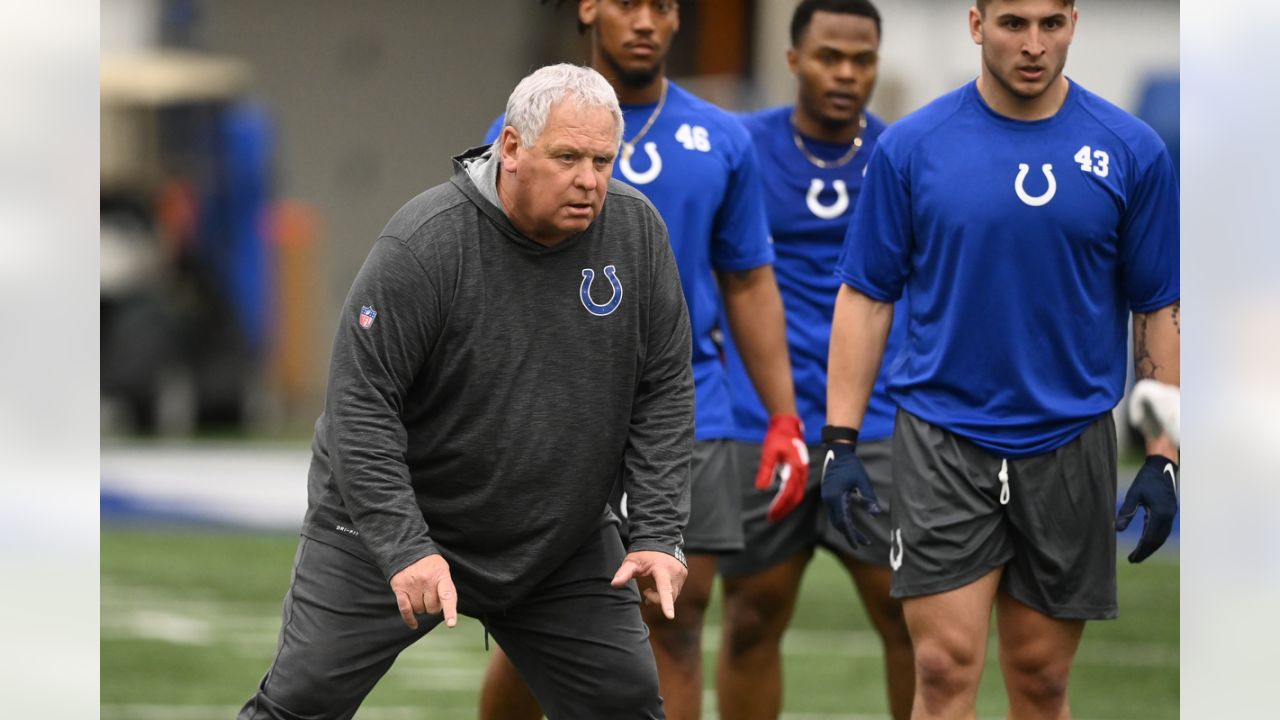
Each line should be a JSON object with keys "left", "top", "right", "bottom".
{"left": 755, "top": 414, "right": 810, "bottom": 522}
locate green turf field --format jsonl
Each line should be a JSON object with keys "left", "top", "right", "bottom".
{"left": 101, "top": 527, "right": 1177, "bottom": 719}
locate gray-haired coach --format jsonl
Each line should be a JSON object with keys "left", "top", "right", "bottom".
{"left": 238, "top": 63, "right": 693, "bottom": 720}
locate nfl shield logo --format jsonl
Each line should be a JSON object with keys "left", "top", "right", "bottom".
{"left": 359, "top": 306, "right": 377, "bottom": 329}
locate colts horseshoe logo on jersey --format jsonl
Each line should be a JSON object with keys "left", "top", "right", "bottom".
{"left": 806, "top": 179, "right": 849, "bottom": 219}
{"left": 1014, "top": 163, "right": 1057, "bottom": 207}
{"left": 619, "top": 142, "right": 663, "bottom": 185}
{"left": 580, "top": 265, "right": 623, "bottom": 317}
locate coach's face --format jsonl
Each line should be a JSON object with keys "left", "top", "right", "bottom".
{"left": 971, "top": 0, "right": 1076, "bottom": 102}
{"left": 581, "top": 0, "right": 680, "bottom": 88}
{"left": 498, "top": 100, "right": 617, "bottom": 246}
{"left": 789, "top": 10, "right": 880, "bottom": 130}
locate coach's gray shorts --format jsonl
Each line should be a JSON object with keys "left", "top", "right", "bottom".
{"left": 719, "top": 438, "right": 894, "bottom": 577}
{"left": 617, "top": 439, "right": 742, "bottom": 554}
{"left": 889, "top": 409, "right": 1118, "bottom": 620}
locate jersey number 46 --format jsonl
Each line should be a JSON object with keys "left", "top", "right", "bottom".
{"left": 675, "top": 124, "right": 711, "bottom": 152}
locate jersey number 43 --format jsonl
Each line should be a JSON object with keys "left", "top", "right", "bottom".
{"left": 1074, "top": 145, "right": 1110, "bottom": 178}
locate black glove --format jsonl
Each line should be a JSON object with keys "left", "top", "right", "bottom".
{"left": 1115, "top": 455, "right": 1179, "bottom": 563}
{"left": 820, "top": 439, "right": 882, "bottom": 547}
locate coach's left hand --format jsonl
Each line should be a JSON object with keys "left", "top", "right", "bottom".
{"left": 1116, "top": 455, "right": 1179, "bottom": 563}
{"left": 612, "top": 550, "right": 688, "bottom": 620}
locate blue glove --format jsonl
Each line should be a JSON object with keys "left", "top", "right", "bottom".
{"left": 820, "top": 441, "right": 883, "bottom": 547}
{"left": 1115, "top": 455, "right": 1179, "bottom": 563}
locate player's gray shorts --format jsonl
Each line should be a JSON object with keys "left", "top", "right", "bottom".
{"left": 719, "top": 438, "right": 894, "bottom": 577}
{"left": 239, "top": 527, "right": 663, "bottom": 720}
{"left": 889, "top": 409, "right": 1118, "bottom": 620}
{"left": 616, "top": 439, "right": 743, "bottom": 554}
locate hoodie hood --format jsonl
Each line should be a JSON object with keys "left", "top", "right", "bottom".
{"left": 458, "top": 143, "right": 503, "bottom": 209}
{"left": 450, "top": 144, "right": 593, "bottom": 254}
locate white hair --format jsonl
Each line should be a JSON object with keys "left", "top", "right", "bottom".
{"left": 499, "top": 63, "right": 623, "bottom": 150}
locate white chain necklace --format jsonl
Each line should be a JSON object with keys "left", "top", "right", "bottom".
{"left": 791, "top": 113, "right": 866, "bottom": 169}
{"left": 622, "top": 78, "right": 668, "bottom": 160}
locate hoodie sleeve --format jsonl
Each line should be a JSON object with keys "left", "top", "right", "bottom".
{"left": 620, "top": 210, "right": 695, "bottom": 562}
{"left": 324, "top": 235, "right": 442, "bottom": 580}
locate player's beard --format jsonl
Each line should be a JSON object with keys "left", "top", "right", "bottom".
{"left": 600, "top": 46, "right": 663, "bottom": 90}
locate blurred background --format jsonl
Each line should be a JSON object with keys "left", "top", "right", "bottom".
{"left": 99, "top": 1, "right": 1180, "bottom": 718}
{"left": 99, "top": 0, "right": 1180, "bottom": 440}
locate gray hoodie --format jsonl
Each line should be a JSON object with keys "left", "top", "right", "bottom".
{"left": 301, "top": 145, "right": 694, "bottom": 614}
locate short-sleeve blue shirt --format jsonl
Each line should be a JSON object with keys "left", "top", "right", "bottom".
{"left": 487, "top": 82, "right": 774, "bottom": 440}
{"left": 723, "top": 106, "right": 907, "bottom": 444}
{"left": 837, "top": 79, "right": 1179, "bottom": 457}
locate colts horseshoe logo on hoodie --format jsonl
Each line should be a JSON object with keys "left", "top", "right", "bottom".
{"left": 580, "top": 265, "right": 623, "bottom": 317}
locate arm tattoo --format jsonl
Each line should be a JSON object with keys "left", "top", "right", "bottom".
{"left": 1172, "top": 300, "right": 1180, "bottom": 336}
{"left": 1133, "top": 313, "right": 1160, "bottom": 379}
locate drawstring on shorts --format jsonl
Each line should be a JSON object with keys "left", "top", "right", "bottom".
{"left": 998, "top": 459, "right": 1010, "bottom": 505}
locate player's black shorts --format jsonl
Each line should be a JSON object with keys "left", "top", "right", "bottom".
{"left": 889, "top": 409, "right": 1118, "bottom": 620}
{"left": 719, "top": 439, "right": 895, "bottom": 578}
{"left": 616, "top": 439, "right": 743, "bottom": 555}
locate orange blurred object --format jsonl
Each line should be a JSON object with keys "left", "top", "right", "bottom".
{"left": 269, "top": 200, "right": 323, "bottom": 418}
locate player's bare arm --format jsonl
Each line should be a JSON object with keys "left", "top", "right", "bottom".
{"left": 721, "top": 264, "right": 814, "bottom": 519}
{"left": 821, "top": 284, "right": 893, "bottom": 547}
{"left": 825, "top": 284, "right": 893, "bottom": 430}
{"left": 1119, "top": 299, "right": 1180, "bottom": 562}
{"left": 1133, "top": 300, "right": 1180, "bottom": 461}
{"left": 718, "top": 265, "right": 798, "bottom": 417}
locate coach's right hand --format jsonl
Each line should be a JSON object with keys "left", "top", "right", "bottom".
{"left": 820, "top": 436, "right": 882, "bottom": 548}
{"left": 391, "top": 553, "right": 458, "bottom": 630}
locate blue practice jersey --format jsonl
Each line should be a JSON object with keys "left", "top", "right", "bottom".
{"left": 723, "top": 106, "right": 907, "bottom": 444}
{"left": 838, "top": 80, "right": 1179, "bottom": 457}
{"left": 486, "top": 82, "right": 774, "bottom": 440}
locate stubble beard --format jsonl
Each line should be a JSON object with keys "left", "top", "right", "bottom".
{"left": 600, "top": 46, "right": 663, "bottom": 90}
{"left": 985, "top": 50, "right": 1066, "bottom": 102}
{"left": 801, "top": 87, "right": 862, "bottom": 137}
